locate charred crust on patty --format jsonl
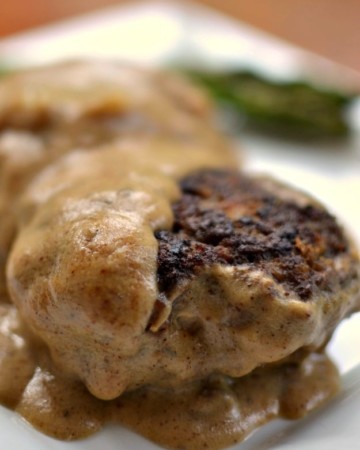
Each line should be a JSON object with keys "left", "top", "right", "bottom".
{"left": 156, "top": 169, "right": 350, "bottom": 301}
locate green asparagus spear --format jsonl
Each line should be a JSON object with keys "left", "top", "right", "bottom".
{"left": 186, "top": 70, "right": 356, "bottom": 138}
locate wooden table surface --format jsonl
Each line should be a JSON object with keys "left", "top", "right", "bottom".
{"left": 1, "top": 0, "right": 360, "bottom": 72}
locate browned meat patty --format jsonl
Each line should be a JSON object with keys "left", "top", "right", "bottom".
{"left": 156, "top": 169, "right": 351, "bottom": 303}
{"left": 8, "top": 159, "right": 360, "bottom": 400}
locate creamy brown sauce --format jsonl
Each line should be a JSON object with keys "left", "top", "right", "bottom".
{"left": 0, "top": 61, "right": 358, "bottom": 450}
{"left": 0, "top": 298, "right": 339, "bottom": 449}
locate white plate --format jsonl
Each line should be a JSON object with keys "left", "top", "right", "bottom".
{"left": 1, "top": 2, "right": 360, "bottom": 449}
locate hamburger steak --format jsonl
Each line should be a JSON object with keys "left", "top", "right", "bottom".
{"left": 7, "top": 163, "right": 360, "bottom": 398}
{"left": 0, "top": 61, "right": 359, "bottom": 450}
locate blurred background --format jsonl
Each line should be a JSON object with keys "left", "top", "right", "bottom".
{"left": 1, "top": 0, "right": 360, "bottom": 72}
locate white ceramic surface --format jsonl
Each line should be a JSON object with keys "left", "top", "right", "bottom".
{"left": 0, "top": 2, "right": 359, "bottom": 449}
